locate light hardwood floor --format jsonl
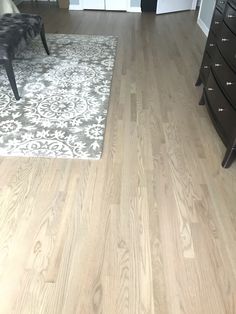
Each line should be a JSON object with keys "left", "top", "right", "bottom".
{"left": 1, "top": 4, "right": 236, "bottom": 313}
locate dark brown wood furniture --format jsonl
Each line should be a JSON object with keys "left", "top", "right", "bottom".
{"left": 196, "top": 0, "right": 236, "bottom": 168}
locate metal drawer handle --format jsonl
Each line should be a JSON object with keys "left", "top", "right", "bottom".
{"left": 215, "top": 63, "right": 222, "bottom": 67}
{"left": 215, "top": 21, "right": 220, "bottom": 24}
{"left": 227, "top": 14, "right": 236, "bottom": 18}
{"left": 226, "top": 81, "right": 235, "bottom": 85}
{"left": 218, "top": 108, "right": 225, "bottom": 112}
{"left": 221, "top": 38, "right": 229, "bottom": 42}
{"left": 209, "top": 43, "right": 215, "bottom": 46}
{"left": 208, "top": 88, "right": 214, "bottom": 91}
{"left": 204, "top": 65, "right": 209, "bottom": 69}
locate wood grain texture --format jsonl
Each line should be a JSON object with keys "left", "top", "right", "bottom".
{"left": 0, "top": 4, "right": 236, "bottom": 313}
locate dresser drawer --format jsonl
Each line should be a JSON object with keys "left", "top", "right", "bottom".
{"left": 206, "top": 31, "right": 217, "bottom": 58}
{"left": 228, "top": 0, "right": 236, "bottom": 10}
{"left": 224, "top": 2, "right": 236, "bottom": 35}
{"left": 216, "top": 0, "right": 227, "bottom": 13}
{"left": 217, "top": 22, "right": 236, "bottom": 72}
{"left": 205, "top": 71, "right": 236, "bottom": 139}
{"left": 211, "top": 48, "right": 236, "bottom": 108}
{"left": 212, "top": 8, "right": 224, "bottom": 35}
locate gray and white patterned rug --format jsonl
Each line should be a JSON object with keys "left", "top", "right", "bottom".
{"left": 0, "top": 34, "right": 117, "bottom": 159}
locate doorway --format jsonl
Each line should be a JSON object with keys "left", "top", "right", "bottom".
{"left": 141, "top": 0, "right": 157, "bottom": 12}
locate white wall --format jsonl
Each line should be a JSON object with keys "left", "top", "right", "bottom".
{"left": 197, "top": 0, "right": 216, "bottom": 36}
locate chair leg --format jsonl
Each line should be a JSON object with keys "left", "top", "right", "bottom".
{"left": 40, "top": 24, "right": 50, "bottom": 55}
{"left": 4, "top": 60, "right": 20, "bottom": 101}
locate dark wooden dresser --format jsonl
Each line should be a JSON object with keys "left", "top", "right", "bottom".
{"left": 196, "top": 0, "right": 236, "bottom": 168}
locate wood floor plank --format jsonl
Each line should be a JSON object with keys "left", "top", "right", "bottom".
{"left": 0, "top": 4, "right": 236, "bottom": 313}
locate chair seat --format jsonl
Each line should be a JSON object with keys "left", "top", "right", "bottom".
{"left": 0, "top": 13, "right": 42, "bottom": 60}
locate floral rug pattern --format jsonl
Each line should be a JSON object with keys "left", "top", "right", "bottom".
{"left": 0, "top": 34, "right": 117, "bottom": 159}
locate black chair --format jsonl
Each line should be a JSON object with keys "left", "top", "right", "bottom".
{"left": 0, "top": 13, "right": 50, "bottom": 100}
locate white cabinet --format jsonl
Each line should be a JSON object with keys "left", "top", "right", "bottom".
{"left": 82, "top": 0, "right": 128, "bottom": 10}
{"left": 106, "top": 0, "right": 127, "bottom": 10}
{"left": 83, "top": 0, "right": 105, "bottom": 10}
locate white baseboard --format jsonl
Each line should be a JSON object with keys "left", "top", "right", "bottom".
{"left": 197, "top": 17, "right": 209, "bottom": 36}
{"left": 69, "top": 5, "right": 141, "bottom": 12}
{"left": 69, "top": 4, "right": 83, "bottom": 10}
{"left": 127, "top": 7, "right": 141, "bottom": 12}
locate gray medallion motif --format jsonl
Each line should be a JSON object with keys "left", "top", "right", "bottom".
{"left": 0, "top": 34, "right": 117, "bottom": 159}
